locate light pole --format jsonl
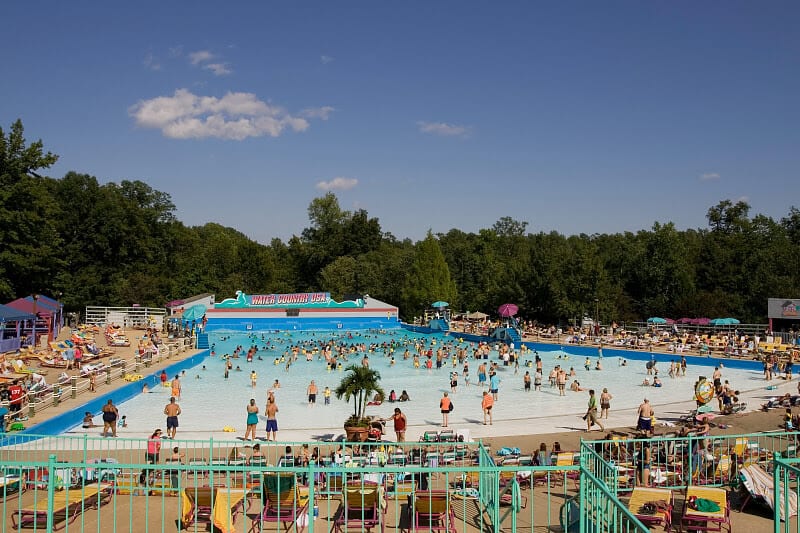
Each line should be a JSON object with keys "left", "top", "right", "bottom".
{"left": 32, "top": 294, "right": 39, "bottom": 348}
{"left": 594, "top": 298, "right": 600, "bottom": 337}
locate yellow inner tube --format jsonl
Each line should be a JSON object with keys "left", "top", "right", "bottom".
{"left": 222, "top": 426, "right": 236, "bottom": 432}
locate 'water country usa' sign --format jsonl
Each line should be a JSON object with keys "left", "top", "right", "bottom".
{"left": 768, "top": 298, "right": 800, "bottom": 319}
{"left": 216, "top": 291, "right": 364, "bottom": 309}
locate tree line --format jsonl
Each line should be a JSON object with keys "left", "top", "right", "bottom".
{"left": 2, "top": 120, "right": 798, "bottom": 324}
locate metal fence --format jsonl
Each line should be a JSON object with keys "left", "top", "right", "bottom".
{"left": 83, "top": 307, "right": 167, "bottom": 329}
{"left": 2, "top": 431, "right": 797, "bottom": 533}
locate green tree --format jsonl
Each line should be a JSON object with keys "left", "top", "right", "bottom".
{"left": 401, "top": 231, "right": 457, "bottom": 320}
{"left": 335, "top": 365, "right": 384, "bottom": 424}
{"left": 0, "top": 120, "right": 62, "bottom": 299}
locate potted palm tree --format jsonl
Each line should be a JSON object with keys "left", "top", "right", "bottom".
{"left": 335, "top": 364, "right": 384, "bottom": 442}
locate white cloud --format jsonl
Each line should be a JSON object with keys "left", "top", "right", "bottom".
{"left": 129, "top": 89, "right": 318, "bottom": 140}
{"left": 316, "top": 176, "right": 358, "bottom": 191}
{"left": 417, "top": 121, "right": 471, "bottom": 137}
{"left": 203, "top": 63, "right": 232, "bottom": 76}
{"left": 300, "top": 106, "right": 335, "bottom": 120}
{"left": 189, "top": 50, "right": 214, "bottom": 65}
{"left": 321, "top": 55, "right": 334, "bottom": 64}
{"left": 699, "top": 172, "right": 721, "bottom": 181}
{"left": 143, "top": 51, "right": 161, "bottom": 71}
{"left": 169, "top": 45, "right": 184, "bottom": 58}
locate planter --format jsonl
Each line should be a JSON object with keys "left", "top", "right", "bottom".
{"left": 344, "top": 425, "right": 369, "bottom": 442}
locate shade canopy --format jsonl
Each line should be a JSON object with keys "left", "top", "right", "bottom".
{"left": 0, "top": 304, "right": 35, "bottom": 322}
{"left": 498, "top": 303, "right": 519, "bottom": 317}
{"left": 431, "top": 301, "right": 449, "bottom": 308}
{"left": 181, "top": 304, "right": 207, "bottom": 322}
{"left": 710, "top": 317, "right": 740, "bottom": 326}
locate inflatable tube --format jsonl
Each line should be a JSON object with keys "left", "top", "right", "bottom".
{"left": 694, "top": 378, "right": 714, "bottom": 405}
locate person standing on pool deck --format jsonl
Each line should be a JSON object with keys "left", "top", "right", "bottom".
{"left": 584, "top": 389, "right": 604, "bottom": 432}
{"left": 101, "top": 399, "right": 119, "bottom": 437}
{"left": 164, "top": 396, "right": 181, "bottom": 439}
{"left": 388, "top": 407, "right": 407, "bottom": 442}
{"left": 637, "top": 398, "right": 653, "bottom": 437}
{"left": 171, "top": 375, "right": 182, "bottom": 399}
{"left": 244, "top": 399, "right": 259, "bottom": 441}
{"left": 265, "top": 395, "right": 279, "bottom": 441}
{"left": 439, "top": 392, "right": 452, "bottom": 427}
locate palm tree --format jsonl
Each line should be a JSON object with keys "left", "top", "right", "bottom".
{"left": 335, "top": 364, "right": 384, "bottom": 425}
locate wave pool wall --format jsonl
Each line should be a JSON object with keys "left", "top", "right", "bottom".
{"left": 205, "top": 316, "right": 401, "bottom": 332}
{"left": 0, "top": 350, "right": 210, "bottom": 445}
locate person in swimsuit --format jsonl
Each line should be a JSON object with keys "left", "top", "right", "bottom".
{"left": 439, "top": 392, "right": 452, "bottom": 427}
{"left": 307, "top": 380, "right": 318, "bottom": 405}
{"left": 600, "top": 388, "right": 612, "bottom": 419}
{"left": 101, "top": 399, "right": 119, "bottom": 437}
{"left": 637, "top": 398, "right": 653, "bottom": 436}
{"left": 164, "top": 396, "right": 181, "bottom": 439}
{"left": 265, "top": 395, "right": 279, "bottom": 441}
{"left": 388, "top": 407, "right": 407, "bottom": 442}
{"left": 482, "top": 390, "right": 494, "bottom": 425}
{"left": 244, "top": 398, "right": 259, "bottom": 441}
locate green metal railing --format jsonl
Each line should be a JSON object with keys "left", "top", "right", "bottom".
{"left": 2, "top": 431, "right": 798, "bottom": 532}
{"left": 772, "top": 455, "right": 800, "bottom": 533}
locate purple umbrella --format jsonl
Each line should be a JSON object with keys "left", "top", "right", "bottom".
{"left": 692, "top": 318, "right": 711, "bottom": 326}
{"left": 498, "top": 303, "right": 519, "bottom": 317}
{"left": 677, "top": 318, "right": 694, "bottom": 325}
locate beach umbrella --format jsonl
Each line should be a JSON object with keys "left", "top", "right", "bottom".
{"left": 497, "top": 303, "right": 519, "bottom": 317}
{"left": 466, "top": 311, "right": 488, "bottom": 320}
{"left": 431, "top": 301, "right": 449, "bottom": 308}
{"left": 181, "top": 304, "right": 207, "bottom": 322}
{"left": 710, "top": 317, "right": 739, "bottom": 326}
{"left": 647, "top": 317, "right": 667, "bottom": 324}
{"left": 692, "top": 318, "right": 711, "bottom": 326}
{"left": 664, "top": 318, "right": 675, "bottom": 325}
{"left": 677, "top": 318, "right": 694, "bottom": 325}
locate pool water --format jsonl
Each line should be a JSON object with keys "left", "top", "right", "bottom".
{"left": 116, "top": 330, "right": 764, "bottom": 436}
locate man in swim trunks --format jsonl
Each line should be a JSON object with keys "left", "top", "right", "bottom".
{"left": 164, "top": 396, "right": 181, "bottom": 439}
{"left": 637, "top": 398, "right": 653, "bottom": 436}
{"left": 307, "top": 380, "right": 318, "bottom": 406}
{"left": 477, "top": 363, "right": 487, "bottom": 386}
{"left": 265, "top": 395, "right": 279, "bottom": 441}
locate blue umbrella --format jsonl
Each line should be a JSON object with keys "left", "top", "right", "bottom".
{"left": 431, "top": 301, "right": 449, "bottom": 308}
{"left": 711, "top": 317, "right": 740, "bottom": 326}
{"left": 181, "top": 304, "right": 207, "bottom": 322}
{"left": 647, "top": 317, "right": 667, "bottom": 324}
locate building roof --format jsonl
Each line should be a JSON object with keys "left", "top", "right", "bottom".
{"left": 0, "top": 304, "right": 35, "bottom": 322}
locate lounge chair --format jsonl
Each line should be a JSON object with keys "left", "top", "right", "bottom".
{"left": 11, "top": 483, "right": 111, "bottom": 531}
{"left": 680, "top": 486, "right": 731, "bottom": 533}
{"left": 0, "top": 467, "right": 24, "bottom": 499}
{"left": 181, "top": 486, "right": 247, "bottom": 533}
{"left": 740, "top": 463, "right": 798, "bottom": 521}
{"left": 249, "top": 473, "right": 310, "bottom": 533}
{"left": 410, "top": 490, "right": 457, "bottom": 533}
{"left": 334, "top": 482, "right": 386, "bottom": 533}
{"left": 626, "top": 487, "right": 673, "bottom": 531}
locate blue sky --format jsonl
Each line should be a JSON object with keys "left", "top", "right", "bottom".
{"left": 2, "top": 2, "right": 798, "bottom": 243}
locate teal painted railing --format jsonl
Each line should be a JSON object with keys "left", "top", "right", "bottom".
{"left": 2, "top": 431, "right": 797, "bottom": 532}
